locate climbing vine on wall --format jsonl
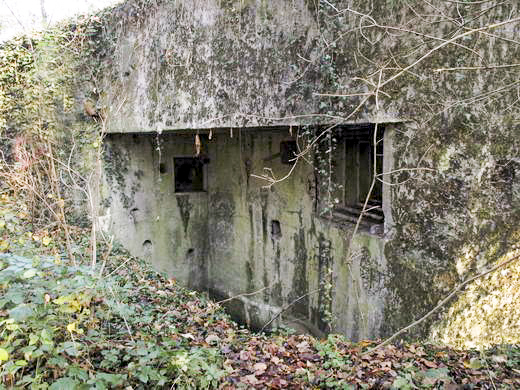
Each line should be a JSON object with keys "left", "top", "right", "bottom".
{"left": 0, "top": 12, "right": 118, "bottom": 263}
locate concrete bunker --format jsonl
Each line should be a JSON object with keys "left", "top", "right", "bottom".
{"left": 103, "top": 123, "right": 394, "bottom": 338}
{"left": 88, "top": 0, "right": 518, "bottom": 344}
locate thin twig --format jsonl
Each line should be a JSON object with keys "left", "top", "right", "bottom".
{"left": 435, "top": 63, "right": 520, "bottom": 72}
{"left": 381, "top": 16, "right": 520, "bottom": 88}
{"left": 107, "top": 285, "right": 134, "bottom": 342}
{"left": 484, "top": 356, "right": 498, "bottom": 390}
{"left": 217, "top": 285, "right": 272, "bottom": 304}
{"left": 98, "top": 235, "right": 114, "bottom": 278}
{"left": 105, "top": 257, "right": 134, "bottom": 278}
{"left": 260, "top": 288, "right": 321, "bottom": 333}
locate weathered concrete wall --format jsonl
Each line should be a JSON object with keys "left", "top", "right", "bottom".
{"left": 103, "top": 128, "right": 389, "bottom": 338}
{"left": 103, "top": 0, "right": 327, "bottom": 132}
{"left": 96, "top": 0, "right": 520, "bottom": 339}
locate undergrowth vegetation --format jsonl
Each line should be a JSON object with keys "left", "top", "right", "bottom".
{"left": 0, "top": 191, "right": 229, "bottom": 389}
{"left": 1, "top": 189, "right": 520, "bottom": 389}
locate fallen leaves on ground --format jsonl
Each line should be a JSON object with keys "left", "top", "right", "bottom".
{"left": 221, "top": 334, "right": 520, "bottom": 389}
{"left": 1, "top": 249, "right": 519, "bottom": 388}
{"left": 1, "top": 190, "right": 519, "bottom": 388}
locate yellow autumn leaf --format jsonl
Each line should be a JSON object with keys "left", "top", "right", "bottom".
{"left": 0, "top": 220, "right": 5, "bottom": 229}
{"left": 359, "top": 340, "right": 374, "bottom": 347}
{"left": 0, "top": 348, "right": 8, "bottom": 362}
{"left": 54, "top": 295, "right": 82, "bottom": 313}
{"left": 60, "top": 305, "right": 77, "bottom": 314}
{"left": 6, "top": 323, "right": 19, "bottom": 331}
{"left": 466, "top": 358, "right": 483, "bottom": 369}
{"left": 42, "top": 236, "right": 51, "bottom": 246}
{"left": 0, "top": 240, "right": 9, "bottom": 251}
{"left": 53, "top": 295, "right": 72, "bottom": 305}
{"left": 67, "top": 322, "right": 77, "bottom": 333}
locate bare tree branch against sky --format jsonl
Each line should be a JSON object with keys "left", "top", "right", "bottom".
{"left": 40, "top": 0, "right": 48, "bottom": 25}
{"left": 0, "top": 0, "right": 121, "bottom": 41}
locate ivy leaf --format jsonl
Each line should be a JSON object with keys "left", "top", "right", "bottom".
{"left": 59, "top": 341, "right": 82, "bottom": 357}
{"left": 22, "top": 268, "right": 37, "bottom": 279}
{"left": 40, "top": 329, "right": 53, "bottom": 345}
{"left": 9, "top": 304, "right": 35, "bottom": 321}
{"left": 67, "top": 366, "right": 89, "bottom": 382}
{"left": 392, "top": 375, "right": 416, "bottom": 390}
{"left": 49, "top": 377, "right": 80, "bottom": 390}
{"left": 422, "top": 367, "right": 451, "bottom": 385}
{"left": 28, "top": 333, "right": 39, "bottom": 346}
{"left": 94, "top": 373, "right": 127, "bottom": 386}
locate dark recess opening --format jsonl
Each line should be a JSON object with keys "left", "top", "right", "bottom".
{"left": 271, "top": 220, "right": 282, "bottom": 239}
{"left": 174, "top": 157, "right": 205, "bottom": 192}
{"left": 280, "top": 140, "right": 298, "bottom": 164}
{"left": 142, "top": 240, "right": 152, "bottom": 256}
{"left": 159, "top": 163, "right": 167, "bottom": 174}
{"left": 328, "top": 124, "right": 385, "bottom": 230}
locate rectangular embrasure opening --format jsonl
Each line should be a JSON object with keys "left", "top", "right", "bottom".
{"left": 327, "top": 124, "right": 385, "bottom": 231}
{"left": 174, "top": 157, "right": 206, "bottom": 193}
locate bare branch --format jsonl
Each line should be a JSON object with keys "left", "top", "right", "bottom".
{"left": 434, "top": 63, "right": 520, "bottom": 72}
{"left": 217, "top": 285, "right": 273, "bottom": 304}
{"left": 381, "top": 16, "right": 520, "bottom": 88}
{"left": 260, "top": 288, "right": 321, "bottom": 333}
{"left": 362, "top": 253, "right": 520, "bottom": 356}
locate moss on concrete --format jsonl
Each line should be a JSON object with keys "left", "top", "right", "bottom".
{"left": 92, "top": 0, "right": 520, "bottom": 344}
